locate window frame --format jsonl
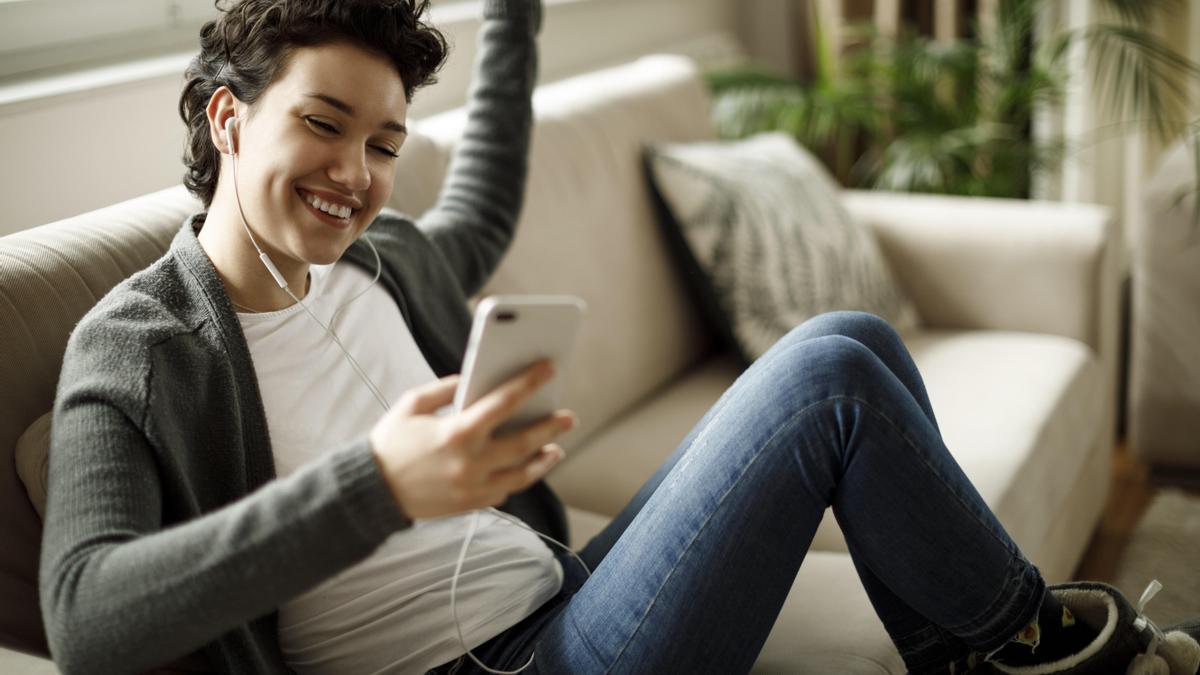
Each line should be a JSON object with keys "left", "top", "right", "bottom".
{"left": 0, "top": 0, "right": 218, "bottom": 80}
{"left": 0, "top": 0, "right": 466, "bottom": 81}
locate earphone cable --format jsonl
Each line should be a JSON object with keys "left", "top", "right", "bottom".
{"left": 230, "top": 135, "right": 391, "bottom": 411}
{"left": 229, "top": 127, "right": 590, "bottom": 674}
{"left": 329, "top": 235, "right": 383, "bottom": 330}
{"left": 451, "top": 509, "right": 592, "bottom": 675}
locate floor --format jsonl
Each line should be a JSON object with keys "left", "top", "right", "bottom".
{"left": 1073, "top": 438, "right": 1200, "bottom": 582}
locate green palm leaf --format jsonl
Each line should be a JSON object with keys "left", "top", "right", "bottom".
{"left": 1084, "top": 23, "right": 1200, "bottom": 140}
{"left": 1092, "top": 0, "right": 1181, "bottom": 27}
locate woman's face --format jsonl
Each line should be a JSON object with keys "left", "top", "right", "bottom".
{"left": 227, "top": 41, "right": 408, "bottom": 266}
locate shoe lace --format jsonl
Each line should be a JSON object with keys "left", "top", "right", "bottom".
{"left": 1134, "top": 579, "right": 1168, "bottom": 660}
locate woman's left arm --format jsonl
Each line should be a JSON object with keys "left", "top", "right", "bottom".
{"left": 416, "top": 0, "right": 541, "bottom": 298}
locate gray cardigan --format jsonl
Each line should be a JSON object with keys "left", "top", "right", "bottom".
{"left": 39, "top": 2, "right": 563, "bottom": 673}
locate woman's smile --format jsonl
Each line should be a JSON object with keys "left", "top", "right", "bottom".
{"left": 296, "top": 187, "right": 358, "bottom": 230}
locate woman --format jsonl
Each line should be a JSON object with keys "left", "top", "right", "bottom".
{"left": 39, "top": 0, "right": 1200, "bottom": 673}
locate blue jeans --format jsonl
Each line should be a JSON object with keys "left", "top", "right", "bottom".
{"left": 430, "top": 311, "right": 1045, "bottom": 674}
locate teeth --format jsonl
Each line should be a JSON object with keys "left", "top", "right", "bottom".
{"left": 304, "top": 191, "right": 353, "bottom": 219}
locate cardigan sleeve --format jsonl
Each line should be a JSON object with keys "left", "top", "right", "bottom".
{"left": 417, "top": 0, "right": 541, "bottom": 298}
{"left": 40, "top": 327, "right": 408, "bottom": 673}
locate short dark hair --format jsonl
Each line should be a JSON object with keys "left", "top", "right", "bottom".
{"left": 178, "top": 0, "right": 448, "bottom": 207}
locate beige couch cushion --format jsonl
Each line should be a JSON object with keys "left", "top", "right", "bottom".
{"left": 757, "top": 551, "right": 903, "bottom": 674}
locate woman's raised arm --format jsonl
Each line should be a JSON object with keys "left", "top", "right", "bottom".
{"left": 417, "top": 0, "right": 542, "bottom": 298}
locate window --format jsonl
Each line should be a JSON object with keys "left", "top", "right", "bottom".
{"left": 0, "top": 0, "right": 462, "bottom": 81}
{"left": 0, "top": 0, "right": 219, "bottom": 80}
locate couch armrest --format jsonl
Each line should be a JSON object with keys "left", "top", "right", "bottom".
{"left": 844, "top": 190, "right": 1122, "bottom": 446}
{"left": 842, "top": 190, "right": 1119, "bottom": 356}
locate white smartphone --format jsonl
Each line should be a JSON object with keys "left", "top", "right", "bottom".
{"left": 453, "top": 295, "right": 587, "bottom": 436}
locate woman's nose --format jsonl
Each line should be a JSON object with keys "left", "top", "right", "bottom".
{"left": 328, "top": 144, "right": 371, "bottom": 192}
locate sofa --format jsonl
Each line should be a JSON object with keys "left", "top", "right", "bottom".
{"left": 0, "top": 54, "right": 1120, "bottom": 673}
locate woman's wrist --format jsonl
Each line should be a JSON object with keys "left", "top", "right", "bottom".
{"left": 364, "top": 439, "right": 414, "bottom": 529}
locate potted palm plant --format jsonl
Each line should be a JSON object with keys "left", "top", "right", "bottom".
{"left": 707, "top": 0, "right": 1199, "bottom": 202}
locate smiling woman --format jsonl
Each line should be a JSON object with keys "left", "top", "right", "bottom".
{"left": 38, "top": 0, "right": 560, "bottom": 673}
{"left": 171, "top": 0, "right": 449, "bottom": 314}
{"left": 177, "top": 0, "right": 444, "bottom": 209}
{"left": 196, "top": 41, "right": 416, "bottom": 310}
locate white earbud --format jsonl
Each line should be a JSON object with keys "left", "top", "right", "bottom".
{"left": 224, "top": 116, "right": 237, "bottom": 156}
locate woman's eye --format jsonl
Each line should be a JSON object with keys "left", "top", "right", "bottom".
{"left": 306, "top": 117, "right": 337, "bottom": 133}
{"left": 307, "top": 117, "right": 397, "bottom": 159}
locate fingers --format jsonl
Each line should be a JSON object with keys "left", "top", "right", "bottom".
{"left": 489, "top": 443, "right": 566, "bottom": 495}
{"left": 460, "top": 359, "right": 555, "bottom": 433}
{"left": 483, "top": 410, "right": 576, "bottom": 472}
{"left": 445, "top": 409, "right": 574, "bottom": 513}
{"left": 397, "top": 374, "right": 461, "bottom": 415}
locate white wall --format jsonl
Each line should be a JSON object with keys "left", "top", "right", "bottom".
{"left": 735, "top": 0, "right": 802, "bottom": 78}
{"left": 0, "top": 0, "right": 735, "bottom": 236}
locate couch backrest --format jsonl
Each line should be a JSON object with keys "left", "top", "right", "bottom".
{"left": 0, "top": 53, "right": 716, "bottom": 656}
{"left": 436, "top": 55, "right": 720, "bottom": 447}
{"left": 0, "top": 187, "right": 198, "bottom": 653}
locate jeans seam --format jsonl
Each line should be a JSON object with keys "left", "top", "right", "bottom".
{"left": 960, "top": 559, "right": 1044, "bottom": 652}
{"left": 839, "top": 394, "right": 1039, "bottom": 641}
{"left": 893, "top": 624, "right": 958, "bottom": 670}
{"left": 605, "top": 394, "right": 835, "bottom": 671}
{"left": 564, "top": 606, "right": 612, "bottom": 673}
{"left": 594, "top": 382, "right": 1035, "bottom": 670}
{"left": 844, "top": 395, "right": 1021, "bottom": 557}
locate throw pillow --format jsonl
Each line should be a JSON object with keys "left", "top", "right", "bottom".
{"left": 15, "top": 411, "right": 51, "bottom": 519}
{"left": 644, "top": 132, "right": 919, "bottom": 362}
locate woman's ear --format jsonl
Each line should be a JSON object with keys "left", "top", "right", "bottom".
{"left": 205, "top": 86, "right": 241, "bottom": 157}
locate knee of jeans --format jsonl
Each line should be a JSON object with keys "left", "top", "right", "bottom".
{"left": 772, "top": 333, "right": 885, "bottom": 390}
{"left": 792, "top": 310, "right": 896, "bottom": 344}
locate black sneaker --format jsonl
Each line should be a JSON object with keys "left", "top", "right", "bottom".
{"left": 984, "top": 581, "right": 1199, "bottom": 675}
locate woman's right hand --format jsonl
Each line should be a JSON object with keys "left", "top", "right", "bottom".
{"left": 368, "top": 360, "right": 576, "bottom": 520}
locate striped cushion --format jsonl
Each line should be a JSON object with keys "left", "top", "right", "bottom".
{"left": 645, "top": 132, "right": 919, "bottom": 361}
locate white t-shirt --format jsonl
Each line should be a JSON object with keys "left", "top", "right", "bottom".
{"left": 237, "top": 261, "right": 563, "bottom": 674}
